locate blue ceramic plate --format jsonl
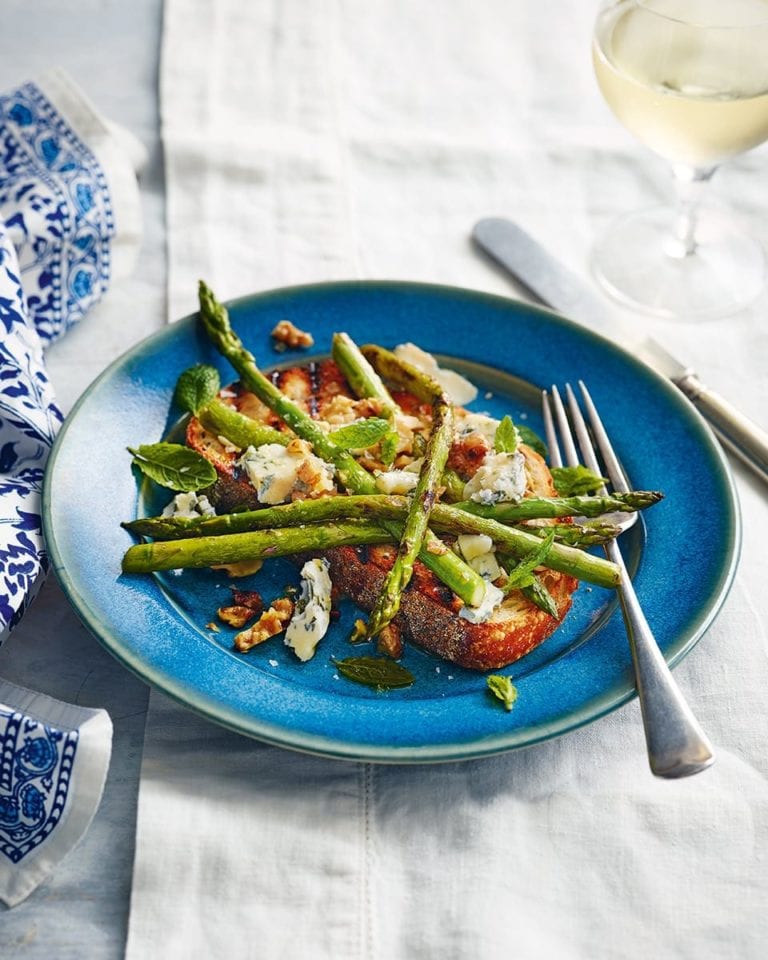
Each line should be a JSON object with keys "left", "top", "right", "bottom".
{"left": 43, "top": 281, "right": 740, "bottom": 762}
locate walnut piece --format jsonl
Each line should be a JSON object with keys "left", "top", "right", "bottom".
{"left": 234, "top": 597, "right": 295, "bottom": 652}
{"left": 271, "top": 319, "right": 314, "bottom": 350}
{"left": 217, "top": 605, "right": 258, "bottom": 629}
{"left": 377, "top": 623, "right": 403, "bottom": 659}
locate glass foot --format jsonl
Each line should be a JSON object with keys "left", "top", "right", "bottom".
{"left": 591, "top": 206, "right": 766, "bottom": 320}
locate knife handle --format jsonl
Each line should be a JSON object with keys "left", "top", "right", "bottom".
{"left": 675, "top": 372, "right": 768, "bottom": 484}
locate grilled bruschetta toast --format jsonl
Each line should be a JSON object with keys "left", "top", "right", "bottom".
{"left": 186, "top": 358, "right": 578, "bottom": 670}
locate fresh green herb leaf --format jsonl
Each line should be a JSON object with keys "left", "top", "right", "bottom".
{"left": 173, "top": 364, "right": 221, "bottom": 415}
{"left": 380, "top": 430, "right": 400, "bottom": 467}
{"left": 494, "top": 415, "right": 519, "bottom": 454}
{"left": 487, "top": 674, "right": 518, "bottom": 711}
{"left": 329, "top": 418, "right": 391, "bottom": 450}
{"left": 551, "top": 464, "right": 607, "bottom": 496}
{"left": 128, "top": 443, "right": 218, "bottom": 492}
{"left": 332, "top": 656, "right": 415, "bottom": 690}
{"left": 503, "top": 530, "right": 556, "bottom": 593}
{"left": 516, "top": 424, "right": 547, "bottom": 458}
{"left": 522, "top": 579, "right": 560, "bottom": 619}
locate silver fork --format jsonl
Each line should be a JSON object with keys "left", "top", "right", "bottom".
{"left": 543, "top": 382, "right": 715, "bottom": 779}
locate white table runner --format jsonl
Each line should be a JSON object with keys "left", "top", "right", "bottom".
{"left": 126, "top": 2, "right": 768, "bottom": 956}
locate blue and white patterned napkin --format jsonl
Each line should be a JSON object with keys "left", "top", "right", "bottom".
{"left": 0, "top": 70, "right": 142, "bottom": 905}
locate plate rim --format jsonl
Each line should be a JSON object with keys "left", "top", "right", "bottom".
{"left": 42, "top": 278, "right": 742, "bottom": 763}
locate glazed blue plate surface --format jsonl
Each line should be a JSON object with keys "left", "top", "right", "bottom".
{"left": 43, "top": 281, "right": 740, "bottom": 762}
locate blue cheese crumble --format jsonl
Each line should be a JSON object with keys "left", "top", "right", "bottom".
{"left": 285, "top": 558, "right": 333, "bottom": 661}
{"left": 456, "top": 533, "right": 502, "bottom": 581}
{"left": 161, "top": 491, "right": 216, "bottom": 518}
{"left": 239, "top": 439, "right": 336, "bottom": 505}
{"left": 458, "top": 579, "right": 505, "bottom": 624}
{"left": 463, "top": 450, "right": 527, "bottom": 505}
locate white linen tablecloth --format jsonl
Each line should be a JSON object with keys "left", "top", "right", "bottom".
{"left": 124, "top": 2, "right": 768, "bottom": 958}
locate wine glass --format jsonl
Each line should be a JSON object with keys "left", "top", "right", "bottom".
{"left": 591, "top": 0, "right": 768, "bottom": 319}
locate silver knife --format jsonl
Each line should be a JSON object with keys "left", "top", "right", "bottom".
{"left": 473, "top": 216, "right": 768, "bottom": 485}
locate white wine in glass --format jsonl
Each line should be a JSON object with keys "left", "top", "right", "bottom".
{"left": 592, "top": 0, "right": 768, "bottom": 319}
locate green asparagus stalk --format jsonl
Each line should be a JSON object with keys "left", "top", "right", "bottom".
{"left": 121, "top": 520, "right": 396, "bottom": 573}
{"left": 455, "top": 490, "right": 662, "bottom": 521}
{"left": 197, "top": 397, "right": 289, "bottom": 449}
{"left": 332, "top": 333, "right": 396, "bottom": 415}
{"left": 440, "top": 468, "right": 466, "bottom": 503}
{"left": 363, "top": 347, "right": 454, "bottom": 638}
{"left": 123, "top": 497, "right": 627, "bottom": 545}
{"left": 121, "top": 495, "right": 408, "bottom": 539}
{"left": 524, "top": 521, "right": 624, "bottom": 547}
{"left": 197, "top": 282, "right": 485, "bottom": 607}
{"left": 332, "top": 332, "right": 488, "bottom": 618}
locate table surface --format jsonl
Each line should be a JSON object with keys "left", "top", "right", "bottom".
{"left": 2, "top": 2, "right": 768, "bottom": 957}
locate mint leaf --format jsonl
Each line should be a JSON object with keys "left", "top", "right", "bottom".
{"left": 551, "top": 465, "right": 606, "bottom": 496}
{"left": 173, "top": 364, "right": 221, "bottom": 415}
{"left": 329, "top": 418, "right": 391, "bottom": 450}
{"left": 332, "top": 656, "right": 415, "bottom": 691}
{"left": 494, "top": 415, "right": 518, "bottom": 454}
{"left": 129, "top": 443, "right": 218, "bottom": 492}
{"left": 516, "top": 424, "right": 547, "bottom": 458}
{"left": 380, "top": 430, "right": 399, "bottom": 467}
{"left": 503, "top": 530, "right": 555, "bottom": 593}
{"left": 486, "top": 675, "right": 518, "bottom": 711}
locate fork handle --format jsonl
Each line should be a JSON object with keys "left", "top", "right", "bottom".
{"left": 609, "top": 543, "right": 715, "bottom": 778}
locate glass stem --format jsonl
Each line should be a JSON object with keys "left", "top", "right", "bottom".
{"left": 666, "top": 164, "right": 717, "bottom": 259}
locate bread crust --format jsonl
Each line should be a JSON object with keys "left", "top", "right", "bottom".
{"left": 187, "top": 359, "right": 578, "bottom": 670}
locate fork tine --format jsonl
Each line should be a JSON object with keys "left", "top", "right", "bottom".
{"left": 564, "top": 384, "right": 609, "bottom": 496}
{"left": 541, "top": 390, "right": 562, "bottom": 468}
{"left": 577, "top": 381, "right": 631, "bottom": 495}
{"left": 549, "top": 385, "right": 580, "bottom": 467}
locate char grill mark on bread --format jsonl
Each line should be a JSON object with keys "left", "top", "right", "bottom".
{"left": 186, "top": 358, "right": 579, "bottom": 670}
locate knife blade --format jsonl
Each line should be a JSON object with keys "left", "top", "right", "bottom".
{"left": 472, "top": 216, "right": 768, "bottom": 485}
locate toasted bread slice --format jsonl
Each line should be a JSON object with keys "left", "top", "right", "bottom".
{"left": 187, "top": 359, "right": 578, "bottom": 670}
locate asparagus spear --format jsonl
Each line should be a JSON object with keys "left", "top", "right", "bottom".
{"left": 121, "top": 520, "right": 395, "bottom": 573}
{"left": 121, "top": 494, "right": 409, "bottom": 539}
{"left": 455, "top": 490, "right": 662, "bottom": 520}
{"left": 524, "top": 521, "right": 624, "bottom": 546}
{"left": 197, "top": 397, "right": 289, "bottom": 449}
{"left": 440, "top": 468, "right": 467, "bottom": 503}
{"left": 363, "top": 346, "right": 454, "bottom": 638}
{"left": 197, "top": 282, "right": 485, "bottom": 607}
{"left": 123, "top": 495, "right": 635, "bottom": 543}
{"left": 333, "top": 332, "right": 493, "bottom": 625}
{"left": 332, "top": 333, "right": 396, "bottom": 414}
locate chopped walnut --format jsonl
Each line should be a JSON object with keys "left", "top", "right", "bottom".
{"left": 319, "top": 394, "right": 384, "bottom": 426}
{"left": 230, "top": 589, "right": 264, "bottom": 613}
{"left": 377, "top": 623, "right": 403, "bottom": 659}
{"left": 234, "top": 598, "right": 295, "bottom": 652}
{"left": 271, "top": 319, "right": 314, "bottom": 350}
{"left": 218, "top": 604, "right": 258, "bottom": 629}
